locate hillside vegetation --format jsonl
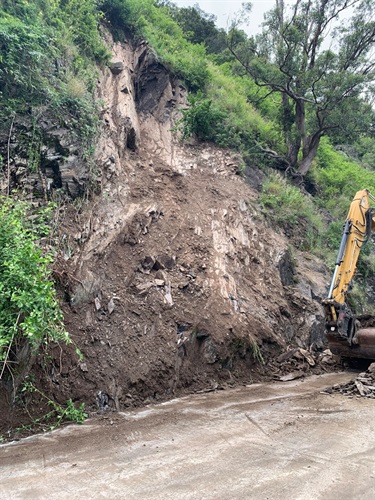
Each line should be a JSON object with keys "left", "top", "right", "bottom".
{"left": 0, "top": 0, "right": 375, "bottom": 429}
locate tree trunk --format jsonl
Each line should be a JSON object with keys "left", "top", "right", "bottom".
{"left": 287, "top": 99, "right": 306, "bottom": 168}
{"left": 297, "top": 133, "right": 322, "bottom": 175}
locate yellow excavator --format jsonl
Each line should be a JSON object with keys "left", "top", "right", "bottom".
{"left": 322, "top": 189, "right": 375, "bottom": 359}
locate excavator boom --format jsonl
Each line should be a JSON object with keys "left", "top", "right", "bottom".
{"left": 322, "top": 189, "right": 375, "bottom": 359}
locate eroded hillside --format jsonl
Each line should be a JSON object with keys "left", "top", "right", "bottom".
{"left": 1, "top": 38, "right": 332, "bottom": 431}
{"left": 42, "top": 39, "right": 330, "bottom": 409}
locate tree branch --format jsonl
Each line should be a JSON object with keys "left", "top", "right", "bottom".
{"left": 7, "top": 114, "right": 15, "bottom": 197}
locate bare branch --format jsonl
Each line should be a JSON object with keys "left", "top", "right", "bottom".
{"left": 7, "top": 114, "right": 15, "bottom": 197}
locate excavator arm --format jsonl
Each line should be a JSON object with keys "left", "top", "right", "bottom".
{"left": 322, "top": 189, "right": 375, "bottom": 359}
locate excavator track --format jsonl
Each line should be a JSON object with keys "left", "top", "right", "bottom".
{"left": 327, "top": 328, "right": 375, "bottom": 359}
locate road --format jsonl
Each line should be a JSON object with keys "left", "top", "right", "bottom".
{"left": 1, "top": 372, "right": 374, "bottom": 500}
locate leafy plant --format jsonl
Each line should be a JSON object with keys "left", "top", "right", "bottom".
{"left": 20, "top": 380, "right": 87, "bottom": 431}
{"left": 176, "top": 91, "right": 225, "bottom": 141}
{"left": 0, "top": 16, "right": 56, "bottom": 108}
{"left": 0, "top": 197, "right": 70, "bottom": 380}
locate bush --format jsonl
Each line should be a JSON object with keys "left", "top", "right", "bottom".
{"left": 0, "top": 16, "right": 56, "bottom": 107}
{"left": 0, "top": 198, "right": 69, "bottom": 378}
{"left": 176, "top": 91, "right": 226, "bottom": 141}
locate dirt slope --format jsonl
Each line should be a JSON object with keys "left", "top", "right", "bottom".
{"left": 1, "top": 38, "right": 331, "bottom": 431}
{"left": 48, "top": 40, "right": 328, "bottom": 408}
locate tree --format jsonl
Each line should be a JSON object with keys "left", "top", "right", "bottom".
{"left": 228, "top": 0, "right": 375, "bottom": 175}
{"left": 170, "top": 4, "right": 227, "bottom": 54}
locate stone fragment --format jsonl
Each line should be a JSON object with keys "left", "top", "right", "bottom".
{"left": 279, "top": 371, "right": 305, "bottom": 382}
{"left": 155, "top": 255, "right": 175, "bottom": 270}
{"left": 202, "top": 337, "right": 218, "bottom": 364}
{"left": 94, "top": 297, "right": 101, "bottom": 311}
{"left": 108, "top": 298, "right": 115, "bottom": 315}
{"left": 355, "top": 380, "right": 367, "bottom": 396}
{"left": 79, "top": 362, "right": 88, "bottom": 372}
{"left": 141, "top": 256, "right": 156, "bottom": 271}
{"left": 109, "top": 61, "right": 124, "bottom": 75}
{"left": 299, "top": 348, "right": 316, "bottom": 366}
{"left": 136, "top": 282, "right": 154, "bottom": 295}
{"left": 164, "top": 283, "right": 173, "bottom": 306}
{"left": 155, "top": 270, "right": 166, "bottom": 281}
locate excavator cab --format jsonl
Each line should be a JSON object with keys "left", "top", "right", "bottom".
{"left": 322, "top": 189, "right": 375, "bottom": 359}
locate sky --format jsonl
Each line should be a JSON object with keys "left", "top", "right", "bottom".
{"left": 172, "top": 0, "right": 276, "bottom": 35}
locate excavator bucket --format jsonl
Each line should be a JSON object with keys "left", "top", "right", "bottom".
{"left": 327, "top": 328, "right": 375, "bottom": 359}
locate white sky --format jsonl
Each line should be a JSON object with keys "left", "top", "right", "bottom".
{"left": 172, "top": 1, "right": 276, "bottom": 35}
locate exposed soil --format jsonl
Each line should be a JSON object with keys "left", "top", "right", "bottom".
{"left": 0, "top": 38, "right": 335, "bottom": 438}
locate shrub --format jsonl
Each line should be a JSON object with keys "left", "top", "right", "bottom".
{"left": 0, "top": 16, "right": 56, "bottom": 107}
{"left": 176, "top": 91, "right": 226, "bottom": 141}
{"left": 0, "top": 198, "right": 69, "bottom": 379}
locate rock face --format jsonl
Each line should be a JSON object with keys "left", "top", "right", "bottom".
{"left": 0, "top": 36, "right": 331, "bottom": 425}
{"left": 0, "top": 108, "right": 88, "bottom": 198}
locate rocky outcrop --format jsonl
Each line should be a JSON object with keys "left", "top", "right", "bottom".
{"left": 0, "top": 108, "right": 87, "bottom": 198}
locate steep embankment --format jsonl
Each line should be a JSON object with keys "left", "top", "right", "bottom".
{"left": 38, "top": 38, "right": 330, "bottom": 412}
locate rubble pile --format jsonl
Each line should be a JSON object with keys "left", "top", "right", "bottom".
{"left": 323, "top": 362, "right": 375, "bottom": 398}
{"left": 274, "top": 348, "right": 336, "bottom": 381}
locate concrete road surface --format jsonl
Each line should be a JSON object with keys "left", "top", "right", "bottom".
{"left": 1, "top": 372, "right": 375, "bottom": 500}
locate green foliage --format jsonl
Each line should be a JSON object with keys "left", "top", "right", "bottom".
{"left": 312, "top": 138, "right": 375, "bottom": 210}
{"left": 228, "top": 0, "right": 375, "bottom": 174}
{"left": 347, "top": 279, "right": 375, "bottom": 317}
{"left": 101, "top": 0, "right": 210, "bottom": 90}
{"left": 176, "top": 62, "right": 283, "bottom": 160}
{"left": 206, "top": 64, "right": 283, "bottom": 151}
{"left": 170, "top": 4, "right": 227, "bottom": 55}
{"left": 260, "top": 173, "right": 324, "bottom": 251}
{"left": 0, "top": 2, "right": 106, "bottom": 190}
{"left": 249, "top": 340, "right": 264, "bottom": 365}
{"left": 0, "top": 198, "right": 69, "bottom": 376}
{"left": 20, "top": 380, "right": 87, "bottom": 431}
{"left": 306, "top": 138, "right": 375, "bottom": 269}
{"left": 1, "top": 0, "right": 109, "bottom": 63}
{"left": 0, "top": 16, "right": 56, "bottom": 109}
{"left": 54, "top": 0, "right": 109, "bottom": 61}
{"left": 338, "top": 136, "right": 375, "bottom": 171}
{"left": 176, "top": 92, "right": 225, "bottom": 141}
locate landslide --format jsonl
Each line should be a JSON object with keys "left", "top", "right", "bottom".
{"left": 1, "top": 39, "right": 330, "bottom": 431}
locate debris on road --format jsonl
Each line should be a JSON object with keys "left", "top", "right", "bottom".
{"left": 275, "top": 348, "right": 337, "bottom": 381}
{"left": 322, "top": 362, "right": 375, "bottom": 398}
